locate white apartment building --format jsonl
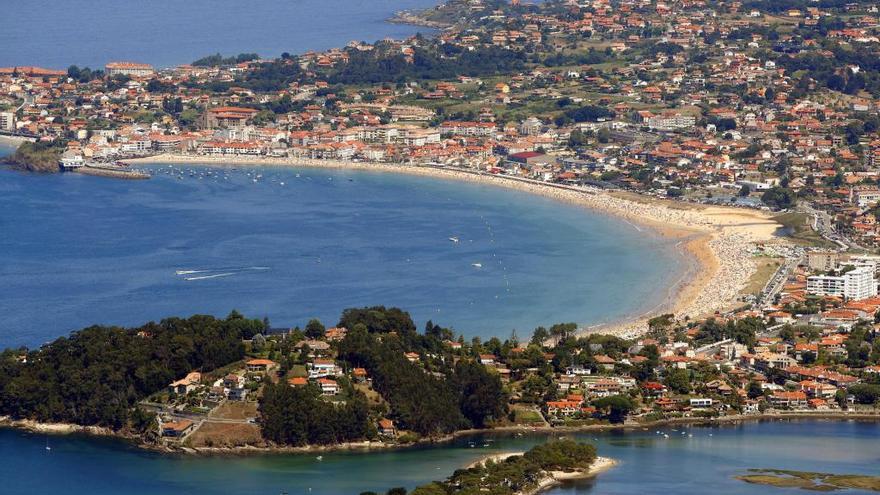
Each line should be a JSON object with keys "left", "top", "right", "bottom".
{"left": 105, "top": 62, "right": 155, "bottom": 78}
{"left": 853, "top": 188, "right": 880, "bottom": 208}
{"left": 0, "top": 111, "right": 14, "bottom": 131}
{"left": 807, "top": 265, "right": 878, "bottom": 300}
{"left": 439, "top": 121, "right": 497, "bottom": 137}
{"left": 646, "top": 113, "right": 696, "bottom": 131}
{"left": 849, "top": 255, "right": 880, "bottom": 275}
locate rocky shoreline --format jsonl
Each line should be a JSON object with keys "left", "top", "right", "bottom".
{"left": 0, "top": 416, "right": 134, "bottom": 440}
{"left": 5, "top": 409, "right": 877, "bottom": 457}
{"left": 125, "top": 154, "right": 783, "bottom": 338}
{"left": 387, "top": 10, "right": 453, "bottom": 29}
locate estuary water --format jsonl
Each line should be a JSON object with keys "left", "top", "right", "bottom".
{"left": 1, "top": 420, "right": 878, "bottom": 494}
{"left": 0, "top": 0, "right": 439, "bottom": 69}
{"left": 0, "top": 160, "right": 683, "bottom": 348}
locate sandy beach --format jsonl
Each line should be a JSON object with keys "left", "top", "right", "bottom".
{"left": 124, "top": 154, "right": 783, "bottom": 338}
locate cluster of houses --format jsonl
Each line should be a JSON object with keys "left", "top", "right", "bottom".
{"left": 0, "top": 0, "right": 877, "bottom": 242}
{"left": 147, "top": 290, "right": 880, "bottom": 441}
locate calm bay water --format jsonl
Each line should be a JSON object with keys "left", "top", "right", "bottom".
{"left": 0, "top": 161, "right": 682, "bottom": 348}
{"left": 0, "top": 0, "right": 437, "bottom": 69}
{"left": 1, "top": 420, "right": 877, "bottom": 494}
{"left": 1, "top": 8, "right": 872, "bottom": 495}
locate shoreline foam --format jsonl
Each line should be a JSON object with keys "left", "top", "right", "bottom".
{"left": 125, "top": 154, "right": 782, "bottom": 338}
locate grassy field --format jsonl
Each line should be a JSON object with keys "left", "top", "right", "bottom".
{"left": 289, "top": 364, "right": 308, "bottom": 378}
{"left": 741, "top": 257, "right": 783, "bottom": 296}
{"left": 186, "top": 422, "right": 263, "bottom": 448}
{"left": 512, "top": 406, "right": 545, "bottom": 425}
{"left": 210, "top": 400, "right": 259, "bottom": 420}
{"left": 354, "top": 382, "right": 385, "bottom": 407}
{"left": 772, "top": 212, "right": 835, "bottom": 248}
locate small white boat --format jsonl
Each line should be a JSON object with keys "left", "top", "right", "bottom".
{"left": 315, "top": 455, "right": 323, "bottom": 461}
{"left": 449, "top": 236, "right": 460, "bottom": 243}
{"left": 472, "top": 263, "right": 482, "bottom": 268}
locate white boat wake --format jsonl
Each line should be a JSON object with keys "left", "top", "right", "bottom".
{"left": 184, "top": 272, "right": 236, "bottom": 281}
{"left": 175, "top": 266, "right": 270, "bottom": 281}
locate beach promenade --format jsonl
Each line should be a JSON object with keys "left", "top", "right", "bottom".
{"left": 125, "top": 154, "right": 784, "bottom": 338}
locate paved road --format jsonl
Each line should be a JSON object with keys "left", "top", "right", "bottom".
{"left": 801, "top": 203, "right": 865, "bottom": 251}
{"left": 759, "top": 255, "right": 801, "bottom": 306}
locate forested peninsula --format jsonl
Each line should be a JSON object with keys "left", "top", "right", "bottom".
{"left": 3, "top": 140, "right": 64, "bottom": 173}
{"left": 0, "top": 307, "right": 508, "bottom": 450}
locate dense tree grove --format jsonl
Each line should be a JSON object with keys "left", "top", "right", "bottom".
{"left": 692, "top": 317, "right": 763, "bottom": 348}
{"left": 336, "top": 306, "right": 508, "bottom": 436}
{"left": 338, "top": 306, "right": 419, "bottom": 337}
{"left": 555, "top": 105, "right": 615, "bottom": 125}
{"left": 592, "top": 395, "right": 635, "bottom": 423}
{"left": 257, "top": 307, "right": 508, "bottom": 444}
{"left": 342, "top": 329, "right": 468, "bottom": 435}
{"left": 259, "top": 383, "right": 371, "bottom": 445}
{"left": 848, "top": 384, "right": 880, "bottom": 405}
{"left": 6, "top": 140, "right": 67, "bottom": 173}
{"left": 66, "top": 65, "right": 104, "bottom": 82}
{"left": 451, "top": 361, "right": 508, "bottom": 428}
{"left": 760, "top": 186, "right": 797, "bottom": 210}
{"left": 326, "top": 45, "right": 528, "bottom": 85}
{"left": 191, "top": 52, "right": 260, "bottom": 67}
{"left": 0, "top": 312, "right": 260, "bottom": 428}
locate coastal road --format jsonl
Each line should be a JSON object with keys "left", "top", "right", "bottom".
{"left": 758, "top": 255, "right": 800, "bottom": 306}
{"left": 802, "top": 204, "right": 864, "bottom": 251}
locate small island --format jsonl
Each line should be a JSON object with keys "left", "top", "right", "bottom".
{"left": 399, "top": 439, "right": 611, "bottom": 495}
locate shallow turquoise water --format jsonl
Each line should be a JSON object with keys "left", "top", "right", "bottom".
{"left": 1, "top": 420, "right": 877, "bottom": 494}
{"left": 0, "top": 162, "right": 682, "bottom": 347}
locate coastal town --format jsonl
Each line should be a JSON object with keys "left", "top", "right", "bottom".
{"left": 0, "top": 0, "right": 878, "bottom": 235}
{"left": 2, "top": 0, "right": 880, "bottom": 333}
{"left": 95, "top": 296, "right": 880, "bottom": 450}
{"left": 2, "top": 0, "right": 880, "bottom": 492}
{"left": 4, "top": 299, "right": 878, "bottom": 457}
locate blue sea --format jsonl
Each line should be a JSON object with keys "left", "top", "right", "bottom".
{"left": 1, "top": 420, "right": 878, "bottom": 494}
{"left": 0, "top": 159, "right": 683, "bottom": 348}
{"left": 0, "top": 0, "right": 439, "bottom": 69}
